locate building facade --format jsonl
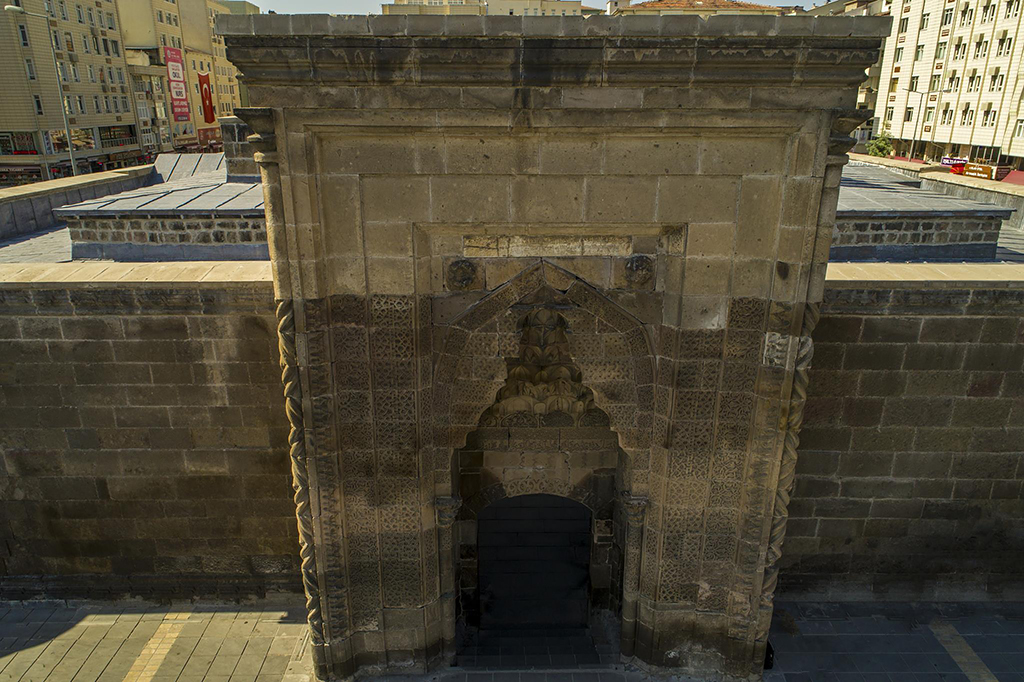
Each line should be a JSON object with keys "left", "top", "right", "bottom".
{"left": 806, "top": 0, "right": 887, "bottom": 149}
{"left": 117, "top": 0, "right": 253, "bottom": 154}
{"left": 381, "top": 0, "right": 593, "bottom": 16}
{"left": 608, "top": 0, "right": 785, "bottom": 16}
{"left": 871, "top": 0, "right": 1024, "bottom": 165}
{"left": 0, "top": 0, "right": 147, "bottom": 186}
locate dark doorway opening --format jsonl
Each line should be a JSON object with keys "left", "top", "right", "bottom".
{"left": 477, "top": 494, "right": 591, "bottom": 629}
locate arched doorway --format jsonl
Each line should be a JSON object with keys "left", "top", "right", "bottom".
{"left": 477, "top": 494, "right": 592, "bottom": 629}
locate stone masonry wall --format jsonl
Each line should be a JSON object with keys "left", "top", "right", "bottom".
{"left": 831, "top": 216, "right": 1003, "bottom": 261}
{"left": 2, "top": 277, "right": 1020, "bottom": 604}
{"left": 784, "top": 284, "right": 1024, "bottom": 600}
{"left": 0, "top": 281, "right": 299, "bottom": 600}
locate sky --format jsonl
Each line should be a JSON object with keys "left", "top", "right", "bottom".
{"left": 257, "top": 0, "right": 808, "bottom": 14}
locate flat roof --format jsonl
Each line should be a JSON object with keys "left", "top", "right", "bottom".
{"left": 837, "top": 163, "right": 1014, "bottom": 218}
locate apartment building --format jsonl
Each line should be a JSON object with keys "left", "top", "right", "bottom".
{"left": 608, "top": 0, "right": 784, "bottom": 16}
{"left": 0, "top": 0, "right": 146, "bottom": 186}
{"left": 806, "top": 0, "right": 887, "bottom": 149}
{"left": 872, "top": 0, "right": 1024, "bottom": 165}
{"left": 118, "top": 0, "right": 254, "bottom": 153}
{"left": 381, "top": 0, "right": 595, "bottom": 16}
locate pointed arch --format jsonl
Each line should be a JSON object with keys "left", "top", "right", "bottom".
{"left": 429, "top": 260, "right": 655, "bottom": 495}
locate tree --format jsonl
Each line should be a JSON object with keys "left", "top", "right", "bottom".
{"left": 866, "top": 124, "right": 894, "bottom": 158}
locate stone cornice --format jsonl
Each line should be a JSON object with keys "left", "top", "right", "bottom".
{"left": 219, "top": 15, "right": 890, "bottom": 91}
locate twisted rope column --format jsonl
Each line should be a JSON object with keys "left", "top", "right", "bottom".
{"left": 761, "top": 302, "right": 821, "bottom": 605}
{"left": 277, "top": 299, "right": 326, "bottom": 648}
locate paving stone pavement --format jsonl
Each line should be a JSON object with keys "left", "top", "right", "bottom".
{"left": 3, "top": 601, "right": 1023, "bottom": 682}
{"left": 0, "top": 602, "right": 313, "bottom": 682}
{"left": 0, "top": 226, "right": 71, "bottom": 263}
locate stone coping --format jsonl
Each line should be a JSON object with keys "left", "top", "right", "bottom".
{"left": 0, "top": 165, "right": 154, "bottom": 205}
{"left": 215, "top": 13, "right": 892, "bottom": 39}
{"left": 2, "top": 261, "right": 1022, "bottom": 290}
{"left": 0, "top": 261, "right": 271, "bottom": 288}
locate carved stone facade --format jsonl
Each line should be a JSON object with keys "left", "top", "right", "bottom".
{"left": 219, "top": 13, "right": 888, "bottom": 682}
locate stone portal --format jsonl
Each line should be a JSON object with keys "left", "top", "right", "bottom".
{"left": 218, "top": 12, "right": 888, "bottom": 681}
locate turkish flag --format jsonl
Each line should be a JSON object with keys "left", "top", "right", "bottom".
{"left": 198, "top": 72, "right": 216, "bottom": 124}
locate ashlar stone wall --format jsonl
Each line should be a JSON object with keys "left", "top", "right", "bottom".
{"left": 787, "top": 283, "right": 1024, "bottom": 600}
{"left": 0, "top": 280, "right": 299, "bottom": 600}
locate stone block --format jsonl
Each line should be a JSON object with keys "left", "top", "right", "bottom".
{"left": 431, "top": 176, "right": 510, "bottom": 223}
{"left": 657, "top": 177, "right": 739, "bottom": 224}
{"left": 585, "top": 177, "right": 657, "bottom": 222}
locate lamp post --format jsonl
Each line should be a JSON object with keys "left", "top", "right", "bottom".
{"left": 903, "top": 88, "right": 926, "bottom": 162}
{"left": 5, "top": 3, "right": 80, "bottom": 177}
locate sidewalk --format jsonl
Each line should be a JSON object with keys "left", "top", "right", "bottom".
{"left": 2, "top": 600, "right": 1023, "bottom": 682}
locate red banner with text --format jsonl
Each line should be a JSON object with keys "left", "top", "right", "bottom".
{"left": 163, "top": 47, "right": 190, "bottom": 122}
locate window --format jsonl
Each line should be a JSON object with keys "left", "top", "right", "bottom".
{"left": 112, "top": 98, "right": 119, "bottom": 113}
{"left": 51, "top": 30, "right": 61, "bottom": 51}
{"left": 899, "top": 17, "right": 909, "bottom": 32}
{"left": 82, "top": 35, "right": 90, "bottom": 53}
{"left": 885, "top": 106, "right": 895, "bottom": 122}
{"left": 75, "top": 4, "right": 83, "bottom": 22}
{"left": 935, "top": 41, "right": 947, "bottom": 59}
{"left": 87, "top": 7, "right": 93, "bottom": 24}
{"left": 63, "top": 96, "right": 73, "bottom": 116}
{"left": 982, "top": 3, "right": 996, "bottom": 21}
{"left": 910, "top": 76, "right": 920, "bottom": 91}
{"left": 33, "top": 95, "right": 43, "bottom": 115}
{"left": 106, "top": 12, "right": 114, "bottom": 29}
{"left": 58, "top": 0, "right": 67, "bottom": 20}
{"left": 122, "top": 96, "right": 129, "bottom": 111}
{"left": 107, "top": 67, "right": 114, "bottom": 83}
{"left": 1007, "top": 0, "right": 1020, "bottom": 17}
{"left": 157, "top": 10, "right": 163, "bottom": 22}
{"left": 968, "top": 74, "right": 981, "bottom": 91}
{"left": 25, "top": 58, "right": 35, "bottom": 80}
{"left": 943, "top": 8, "right": 954, "bottom": 25}
{"left": 18, "top": 24, "right": 28, "bottom": 46}
{"left": 116, "top": 68, "right": 124, "bottom": 84}
{"left": 160, "top": 34, "right": 166, "bottom": 47}
{"left": 895, "top": 47, "right": 904, "bottom": 61}
{"left": 102, "top": 38, "right": 109, "bottom": 56}
{"left": 948, "top": 71, "right": 961, "bottom": 89}
{"left": 93, "top": 94, "right": 100, "bottom": 113}
{"left": 88, "top": 64, "right": 95, "bottom": 82}
{"left": 925, "top": 107, "right": 935, "bottom": 122}
{"left": 104, "top": 96, "right": 110, "bottom": 113}
{"left": 915, "top": 45, "right": 925, "bottom": 60}
{"left": 92, "top": 36, "right": 98, "bottom": 53}
{"left": 905, "top": 107, "right": 915, "bottom": 122}
{"left": 58, "top": 61, "right": 67, "bottom": 82}
{"left": 921, "top": 13, "right": 930, "bottom": 29}
{"left": 961, "top": 107, "right": 974, "bottom": 125}
{"left": 64, "top": 32, "right": 73, "bottom": 52}
{"left": 942, "top": 107, "right": 953, "bottom": 125}
{"left": 954, "top": 42, "right": 967, "bottom": 59}
{"left": 982, "top": 108, "right": 998, "bottom": 126}
{"left": 110, "top": 40, "right": 119, "bottom": 57}
{"left": 990, "top": 73, "right": 1005, "bottom": 90}
{"left": 71, "top": 63, "right": 79, "bottom": 82}
{"left": 975, "top": 40, "right": 989, "bottom": 58}
{"left": 998, "top": 37, "right": 1013, "bottom": 56}
{"left": 76, "top": 95, "right": 84, "bottom": 113}
{"left": 960, "top": 7, "right": 974, "bottom": 25}
{"left": 1016, "top": 119, "right": 1024, "bottom": 136}
{"left": 44, "top": 0, "right": 54, "bottom": 16}
{"left": 930, "top": 74, "right": 942, "bottom": 90}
